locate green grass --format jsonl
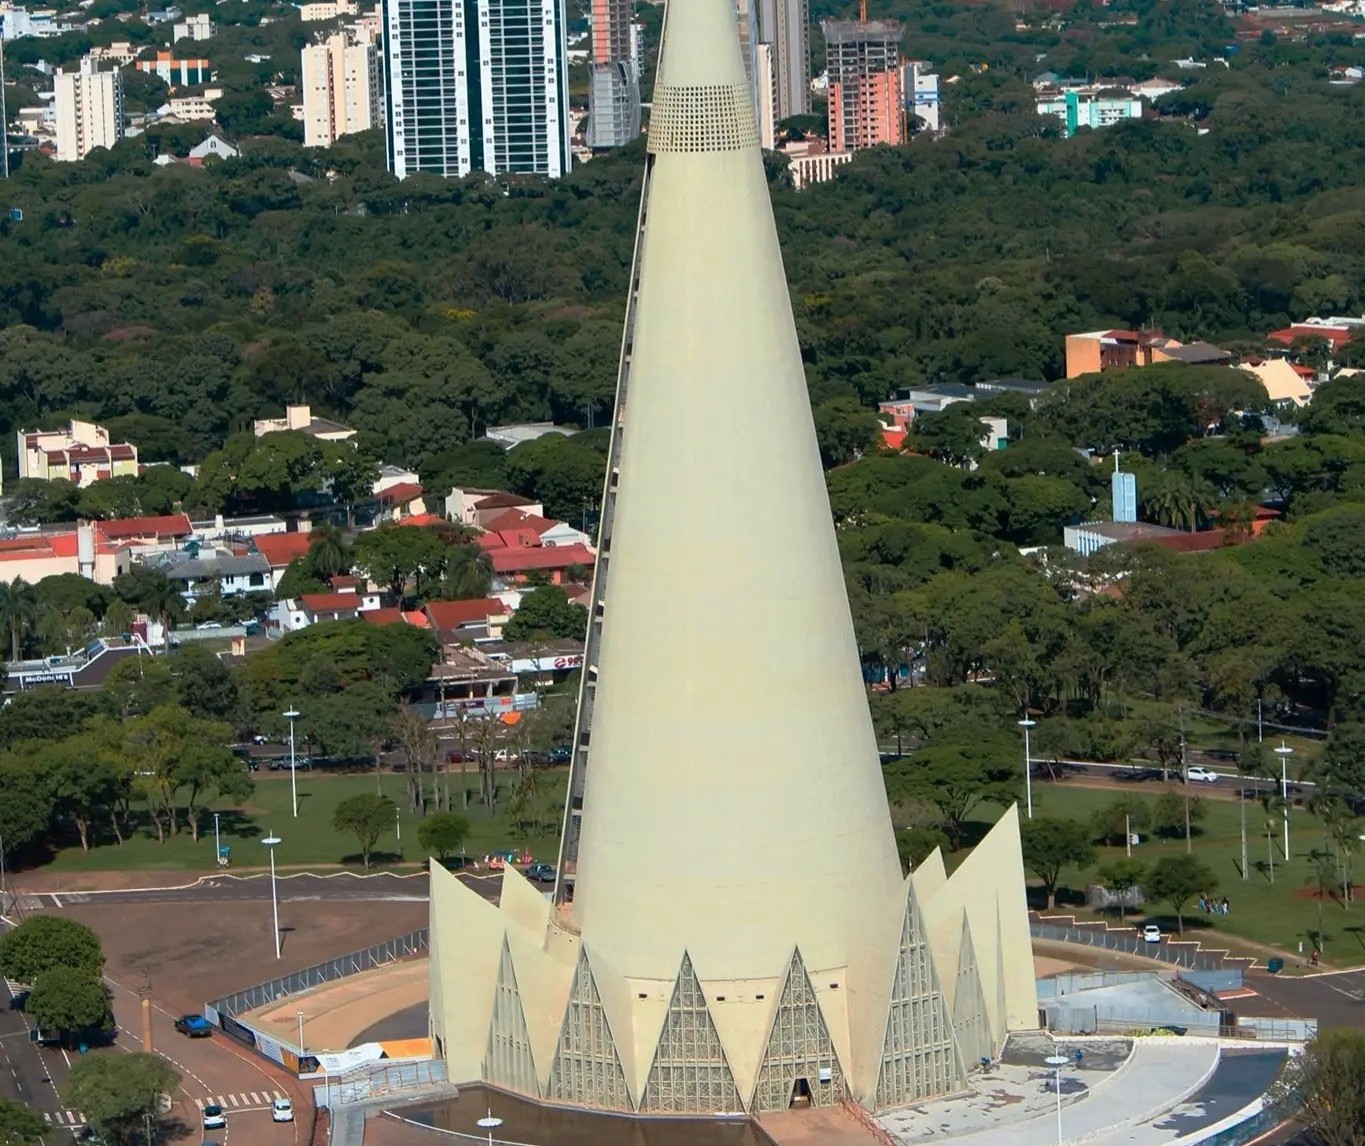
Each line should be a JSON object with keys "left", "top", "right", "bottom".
{"left": 993, "top": 782, "right": 1365, "bottom": 966}
{"left": 38, "top": 768, "right": 568, "bottom": 874}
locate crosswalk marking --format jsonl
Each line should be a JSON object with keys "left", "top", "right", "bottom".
{"left": 194, "top": 1091, "right": 289, "bottom": 1112}
{"left": 41, "top": 1111, "right": 87, "bottom": 1127}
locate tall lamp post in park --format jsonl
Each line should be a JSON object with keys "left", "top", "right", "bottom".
{"left": 1019, "top": 718, "right": 1037, "bottom": 820}
{"left": 1045, "top": 1053, "right": 1069, "bottom": 1145}
{"left": 263, "top": 834, "right": 282, "bottom": 960}
{"left": 1275, "top": 741, "right": 1294, "bottom": 861}
{"left": 285, "top": 708, "right": 301, "bottom": 818}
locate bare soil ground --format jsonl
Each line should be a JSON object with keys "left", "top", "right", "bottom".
{"left": 62, "top": 899, "right": 427, "bottom": 1013}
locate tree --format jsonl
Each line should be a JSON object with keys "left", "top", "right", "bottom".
{"left": 1098, "top": 858, "right": 1147, "bottom": 922}
{"left": 1153, "top": 786, "right": 1206, "bottom": 839}
{"left": 1270, "top": 1029, "right": 1365, "bottom": 1146}
{"left": 502, "top": 585, "right": 588, "bottom": 642}
{"left": 66, "top": 1052, "right": 181, "bottom": 1144}
{"left": 908, "top": 404, "right": 991, "bottom": 468}
{"left": 351, "top": 523, "right": 449, "bottom": 601}
{"left": 303, "top": 523, "right": 350, "bottom": 581}
{"left": 0, "top": 578, "right": 37, "bottom": 661}
{"left": 1092, "top": 795, "right": 1151, "bottom": 847}
{"left": 1146, "top": 853, "right": 1217, "bottom": 934}
{"left": 0, "top": 916, "right": 103, "bottom": 984}
{"left": 26, "top": 968, "right": 111, "bottom": 1038}
{"left": 110, "top": 566, "right": 182, "bottom": 633}
{"left": 416, "top": 812, "right": 471, "bottom": 863}
{"left": 0, "top": 1098, "right": 47, "bottom": 1146}
{"left": 45, "top": 731, "right": 126, "bottom": 851}
{"left": 333, "top": 793, "right": 397, "bottom": 869}
{"left": 1020, "top": 817, "right": 1096, "bottom": 910}
{"left": 882, "top": 743, "right": 1017, "bottom": 849}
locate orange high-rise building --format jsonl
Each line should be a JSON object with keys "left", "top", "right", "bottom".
{"left": 823, "top": 19, "right": 904, "bottom": 153}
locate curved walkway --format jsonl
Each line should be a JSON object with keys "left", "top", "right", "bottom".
{"left": 879, "top": 1039, "right": 1220, "bottom": 1146}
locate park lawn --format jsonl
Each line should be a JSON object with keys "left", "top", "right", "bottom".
{"left": 982, "top": 781, "right": 1365, "bottom": 967}
{"left": 39, "top": 768, "right": 569, "bottom": 875}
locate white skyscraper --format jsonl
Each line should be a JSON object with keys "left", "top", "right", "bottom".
{"left": 382, "top": 0, "right": 569, "bottom": 179}
{"left": 301, "top": 32, "right": 382, "bottom": 148}
{"left": 54, "top": 57, "right": 123, "bottom": 163}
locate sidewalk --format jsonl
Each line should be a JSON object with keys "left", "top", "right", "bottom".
{"left": 878, "top": 1039, "right": 1220, "bottom": 1146}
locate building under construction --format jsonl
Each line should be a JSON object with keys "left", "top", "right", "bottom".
{"left": 823, "top": 17, "right": 905, "bottom": 153}
{"left": 586, "top": 0, "right": 640, "bottom": 147}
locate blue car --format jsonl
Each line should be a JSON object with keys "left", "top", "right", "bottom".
{"left": 175, "top": 1014, "right": 213, "bottom": 1038}
{"left": 525, "top": 862, "right": 556, "bottom": 883}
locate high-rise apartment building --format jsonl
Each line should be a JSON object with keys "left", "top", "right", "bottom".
{"left": 756, "top": 0, "right": 809, "bottom": 120}
{"left": 585, "top": 0, "right": 637, "bottom": 148}
{"left": 301, "top": 32, "right": 382, "bottom": 147}
{"left": 54, "top": 57, "right": 123, "bottom": 162}
{"left": 754, "top": 40, "right": 776, "bottom": 149}
{"left": 382, "top": 0, "right": 569, "bottom": 179}
{"left": 823, "top": 18, "right": 903, "bottom": 154}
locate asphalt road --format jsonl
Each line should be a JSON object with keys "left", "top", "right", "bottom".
{"left": 12, "top": 870, "right": 507, "bottom": 910}
{"left": 0, "top": 979, "right": 67, "bottom": 1127}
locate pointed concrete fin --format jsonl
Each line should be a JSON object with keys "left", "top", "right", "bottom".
{"left": 873, "top": 882, "right": 967, "bottom": 1110}
{"left": 428, "top": 860, "right": 506, "bottom": 1085}
{"left": 483, "top": 937, "right": 540, "bottom": 1098}
{"left": 640, "top": 952, "right": 745, "bottom": 1114}
{"left": 928, "top": 804, "right": 1036, "bottom": 1039}
{"left": 952, "top": 913, "right": 993, "bottom": 1068}
{"left": 995, "top": 894, "right": 1009, "bottom": 1048}
{"left": 499, "top": 862, "right": 553, "bottom": 944}
{"left": 750, "top": 949, "right": 847, "bottom": 1113}
{"left": 546, "top": 946, "right": 634, "bottom": 1112}
{"left": 504, "top": 928, "right": 575, "bottom": 1092}
{"left": 911, "top": 847, "right": 947, "bottom": 903}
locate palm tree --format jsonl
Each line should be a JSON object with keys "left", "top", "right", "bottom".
{"left": 443, "top": 545, "right": 493, "bottom": 599}
{"left": 305, "top": 524, "right": 350, "bottom": 582}
{"left": 0, "top": 577, "right": 38, "bottom": 661}
{"left": 140, "top": 572, "right": 185, "bottom": 638}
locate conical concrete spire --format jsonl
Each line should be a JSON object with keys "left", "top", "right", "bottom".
{"left": 425, "top": 0, "right": 1038, "bottom": 1113}
{"left": 569, "top": 0, "right": 903, "bottom": 986}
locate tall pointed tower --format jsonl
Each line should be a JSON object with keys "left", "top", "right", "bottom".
{"left": 565, "top": 0, "right": 904, "bottom": 986}
{"left": 426, "top": 0, "right": 1037, "bottom": 1115}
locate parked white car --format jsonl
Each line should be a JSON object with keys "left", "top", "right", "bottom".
{"left": 272, "top": 1098, "right": 294, "bottom": 1123}
{"left": 1185, "top": 766, "right": 1219, "bottom": 783}
{"left": 1142, "top": 924, "right": 1162, "bottom": 943}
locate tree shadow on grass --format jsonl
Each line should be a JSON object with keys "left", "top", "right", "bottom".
{"left": 336, "top": 851, "right": 403, "bottom": 868}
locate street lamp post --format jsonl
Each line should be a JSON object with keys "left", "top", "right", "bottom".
{"left": 1019, "top": 718, "right": 1037, "bottom": 820}
{"left": 284, "top": 708, "right": 301, "bottom": 818}
{"left": 1275, "top": 741, "right": 1294, "bottom": 861}
{"left": 296, "top": 1010, "right": 305, "bottom": 1053}
{"left": 262, "top": 834, "right": 282, "bottom": 959}
{"left": 1045, "top": 1054, "right": 1069, "bottom": 1146}
{"left": 213, "top": 812, "right": 221, "bottom": 864}
{"left": 476, "top": 1110, "right": 503, "bottom": 1146}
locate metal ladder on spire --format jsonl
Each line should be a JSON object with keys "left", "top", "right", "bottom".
{"left": 552, "top": 152, "right": 655, "bottom": 906}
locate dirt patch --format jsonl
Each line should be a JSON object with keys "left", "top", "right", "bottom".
{"left": 56, "top": 898, "right": 427, "bottom": 1013}
{"left": 1292, "top": 886, "right": 1353, "bottom": 904}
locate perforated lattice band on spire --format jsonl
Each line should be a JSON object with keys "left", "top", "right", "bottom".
{"left": 647, "top": 83, "right": 759, "bottom": 153}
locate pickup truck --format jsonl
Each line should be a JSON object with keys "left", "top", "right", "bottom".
{"left": 174, "top": 1014, "right": 213, "bottom": 1038}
